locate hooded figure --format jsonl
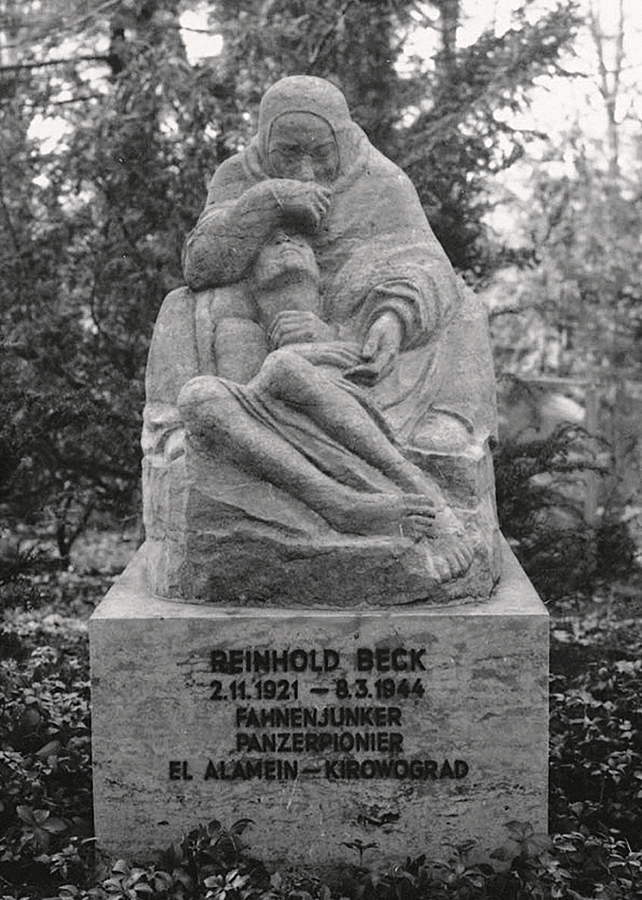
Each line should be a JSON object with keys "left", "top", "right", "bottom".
{"left": 143, "top": 76, "right": 500, "bottom": 603}
{"left": 181, "top": 75, "right": 496, "bottom": 446}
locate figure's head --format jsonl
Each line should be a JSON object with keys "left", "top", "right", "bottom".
{"left": 257, "top": 76, "right": 359, "bottom": 184}
{"left": 267, "top": 112, "right": 338, "bottom": 183}
{"left": 251, "top": 230, "right": 319, "bottom": 294}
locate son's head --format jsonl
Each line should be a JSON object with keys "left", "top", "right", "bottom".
{"left": 249, "top": 230, "right": 320, "bottom": 329}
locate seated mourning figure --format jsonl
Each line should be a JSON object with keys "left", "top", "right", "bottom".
{"left": 142, "top": 75, "right": 501, "bottom": 606}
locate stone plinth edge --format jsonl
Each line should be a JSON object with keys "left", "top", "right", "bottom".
{"left": 90, "top": 539, "right": 548, "bottom": 866}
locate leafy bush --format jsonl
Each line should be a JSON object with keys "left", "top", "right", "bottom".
{"left": 0, "top": 528, "right": 127, "bottom": 616}
{"left": 551, "top": 659, "right": 642, "bottom": 846}
{"left": 493, "top": 423, "right": 636, "bottom": 601}
{"left": 0, "top": 604, "right": 93, "bottom": 893}
{"left": 4, "top": 568, "right": 642, "bottom": 899}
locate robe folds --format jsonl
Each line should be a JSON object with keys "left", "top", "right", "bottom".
{"left": 142, "top": 77, "right": 501, "bottom": 603}
{"left": 181, "top": 78, "right": 495, "bottom": 446}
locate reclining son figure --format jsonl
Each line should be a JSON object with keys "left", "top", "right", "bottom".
{"left": 143, "top": 75, "right": 501, "bottom": 606}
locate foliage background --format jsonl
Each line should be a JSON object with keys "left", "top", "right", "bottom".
{"left": 0, "top": 0, "right": 596, "bottom": 565}
{"left": 2, "top": 5, "right": 642, "bottom": 897}
{"left": 2, "top": 551, "right": 642, "bottom": 900}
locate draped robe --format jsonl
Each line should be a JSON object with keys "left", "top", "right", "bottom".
{"left": 142, "top": 77, "right": 500, "bottom": 603}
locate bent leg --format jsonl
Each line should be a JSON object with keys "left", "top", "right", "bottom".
{"left": 253, "top": 350, "right": 442, "bottom": 501}
{"left": 252, "top": 353, "right": 476, "bottom": 580}
{"left": 178, "top": 375, "right": 435, "bottom": 538}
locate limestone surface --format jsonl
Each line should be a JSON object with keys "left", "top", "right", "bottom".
{"left": 143, "top": 75, "right": 501, "bottom": 604}
{"left": 90, "top": 541, "right": 548, "bottom": 865}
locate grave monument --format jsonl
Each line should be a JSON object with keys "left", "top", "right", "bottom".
{"left": 90, "top": 76, "right": 548, "bottom": 865}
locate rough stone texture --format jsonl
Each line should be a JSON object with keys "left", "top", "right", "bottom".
{"left": 143, "top": 441, "right": 501, "bottom": 606}
{"left": 142, "top": 76, "right": 503, "bottom": 605}
{"left": 90, "top": 540, "right": 548, "bottom": 866}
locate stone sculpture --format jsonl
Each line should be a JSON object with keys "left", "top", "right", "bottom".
{"left": 142, "top": 75, "right": 501, "bottom": 605}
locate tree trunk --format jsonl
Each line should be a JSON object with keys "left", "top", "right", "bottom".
{"left": 434, "top": 0, "right": 460, "bottom": 83}
{"left": 589, "top": 0, "right": 624, "bottom": 180}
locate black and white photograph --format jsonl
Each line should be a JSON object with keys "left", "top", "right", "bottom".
{"left": 1, "top": 1, "right": 641, "bottom": 896}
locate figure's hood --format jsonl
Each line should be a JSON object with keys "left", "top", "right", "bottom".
{"left": 255, "top": 75, "right": 364, "bottom": 177}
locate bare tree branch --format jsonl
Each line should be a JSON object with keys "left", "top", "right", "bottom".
{"left": 0, "top": 53, "right": 109, "bottom": 72}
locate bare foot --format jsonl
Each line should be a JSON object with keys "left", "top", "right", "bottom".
{"left": 420, "top": 536, "right": 475, "bottom": 583}
{"left": 325, "top": 491, "right": 436, "bottom": 538}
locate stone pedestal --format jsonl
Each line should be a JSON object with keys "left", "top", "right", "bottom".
{"left": 90, "top": 541, "right": 548, "bottom": 866}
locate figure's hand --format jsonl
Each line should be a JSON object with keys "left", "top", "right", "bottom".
{"left": 344, "top": 311, "right": 404, "bottom": 386}
{"left": 268, "top": 179, "right": 332, "bottom": 233}
{"left": 269, "top": 310, "right": 337, "bottom": 348}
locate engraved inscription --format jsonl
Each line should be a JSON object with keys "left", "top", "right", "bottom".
{"left": 169, "top": 645, "right": 470, "bottom": 783}
{"left": 210, "top": 679, "right": 299, "bottom": 701}
{"left": 211, "top": 649, "right": 340, "bottom": 673}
